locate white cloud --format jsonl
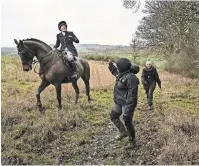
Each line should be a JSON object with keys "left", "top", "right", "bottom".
{"left": 1, "top": 0, "right": 145, "bottom": 46}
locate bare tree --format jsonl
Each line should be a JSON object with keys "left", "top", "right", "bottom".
{"left": 129, "top": 34, "right": 146, "bottom": 61}
{"left": 136, "top": 1, "right": 199, "bottom": 54}
{"left": 122, "top": 0, "right": 141, "bottom": 13}
{"left": 134, "top": 1, "right": 199, "bottom": 76}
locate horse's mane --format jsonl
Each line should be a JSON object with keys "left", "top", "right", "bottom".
{"left": 23, "top": 38, "right": 48, "bottom": 45}
{"left": 22, "top": 38, "right": 52, "bottom": 49}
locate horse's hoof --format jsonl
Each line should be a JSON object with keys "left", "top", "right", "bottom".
{"left": 39, "top": 108, "right": 46, "bottom": 114}
{"left": 57, "top": 111, "right": 63, "bottom": 120}
{"left": 88, "top": 98, "right": 95, "bottom": 102}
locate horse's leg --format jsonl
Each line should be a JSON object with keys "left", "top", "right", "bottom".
{"left": 72, "top": 80, "right": 79, "bottom": 104}
{"left": 55, "top": 84, "right": 62, "bottom": 111}
{"left": 36, "top": 79, "right": 50, "bottom": 113}
{"left": 81, "top": 77, "right": 91, "bottom": 102}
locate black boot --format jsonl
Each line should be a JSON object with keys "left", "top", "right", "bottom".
{"left": 114, "top": 122, "right": 128, "bottom": 141}
{"left": 110, "top": 110, "right": 128, "bottom": 140}
{"left": 70, "top": 60, "right": 78, "bottom": 80}
{"left": 124, "top": 117, "right": 137, "bottom": 149}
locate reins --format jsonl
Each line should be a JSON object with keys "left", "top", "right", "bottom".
{"left": 33, "top": 50, "right": 63, "bottom": 74}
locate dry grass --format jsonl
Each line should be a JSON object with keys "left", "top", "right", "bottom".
{"left": 151, "top": 70, "right": 199, "bottom": 164}
{"left": 1, "top": 56, "right": 115, "bottom": 164}
{"left": 62, "top": 60, "right": 115, "bottom": 92}
{"left": 1, "top": 56, "right": 199, "bottom": 165}
{"left": 158, "top": 110, "right": 199, "bottom": 164}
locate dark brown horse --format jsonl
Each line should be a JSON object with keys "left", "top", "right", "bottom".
{"left": 14, "top": 38, "right": 91, "bottom": 113}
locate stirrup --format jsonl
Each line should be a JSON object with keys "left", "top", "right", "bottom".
{"left": 71, "top": 72, "right": 78, "bottom": 79}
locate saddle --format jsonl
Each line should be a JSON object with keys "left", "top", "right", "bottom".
{"left": 53, "top": 49, "right": 78, "bottom": 82}
{"left": 54, "top": 49, "right": 76, "bottom": 66}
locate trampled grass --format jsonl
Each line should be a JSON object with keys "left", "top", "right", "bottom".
{"left": 1, "top": 56, "right": 199, "bottom": 164}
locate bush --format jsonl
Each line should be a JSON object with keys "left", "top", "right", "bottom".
{"left": 165, "top": 51, "right": 199, "bottom": 78}
{"left": 84, "top": 55, "right": 120, "bottom": 62}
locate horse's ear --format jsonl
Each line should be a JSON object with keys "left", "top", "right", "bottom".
{"left": 14, "top": 39, "right": 19, "bottom": 45}
{"left": 19, "top": 40, "right": 24, "bottom": 46}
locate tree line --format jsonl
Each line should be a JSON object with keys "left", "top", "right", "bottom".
{"left": 123, "top": 0, "right": 199, "bottom": 78}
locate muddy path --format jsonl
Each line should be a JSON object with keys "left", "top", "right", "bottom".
{"left": 58, "top": 100, "right": 165, "bottom": 165}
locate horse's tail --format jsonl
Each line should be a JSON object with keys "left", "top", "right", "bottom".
{"left": 79, "top": 58, "right": 91, "bottom": 101}
{"left": 79, "top": 58, "right": 90, "bottom": 81}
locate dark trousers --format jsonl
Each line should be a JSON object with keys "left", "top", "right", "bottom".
{"left": 143, "top": 81, "right": 156, "bottom": 106}
{"left": 110, "top": 103, "right": 136, "bottom": 141}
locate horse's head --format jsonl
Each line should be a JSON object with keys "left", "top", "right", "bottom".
{"left": 14, "top": 39, "right": 35, "bottom": 72}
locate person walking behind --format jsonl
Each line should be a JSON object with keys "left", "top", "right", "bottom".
{"left": 141, "top": 59, "right": 161, "bottom": 110}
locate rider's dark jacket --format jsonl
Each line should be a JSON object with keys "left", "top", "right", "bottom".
{"left": 54, "top": 31, "right": 79, "bottom": 56}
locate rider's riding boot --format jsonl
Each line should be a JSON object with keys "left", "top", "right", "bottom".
{"left": 62, "top": 51, "right": 68, "bottom": 64}
{"left": 70, "top": 60, "right": 78, "bottom": 80}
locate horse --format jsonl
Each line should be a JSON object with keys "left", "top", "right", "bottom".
{"left": 14, "top": 38, "right": 91, "bottom": 113}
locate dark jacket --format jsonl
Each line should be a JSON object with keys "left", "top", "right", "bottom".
{"left": 141, "top": 66, "right": 161, "bottom": 87}
{"left": 109, "top": 63, "right": 139, "bottom": 111}
{"left": 54, "top": 31, "right": 79, "bottom": 56}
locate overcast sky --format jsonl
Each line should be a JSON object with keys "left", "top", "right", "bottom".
{"left": 1, "top": 0, "right": 145, "bottom": 47}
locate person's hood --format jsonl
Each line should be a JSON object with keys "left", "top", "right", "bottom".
{"left": 116, "top": 58, "right": 131, "bottom": 73}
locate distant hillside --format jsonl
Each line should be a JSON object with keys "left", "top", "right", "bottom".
{"left": 1, "top": 44, "right": 131, "bottom": 56}
{"left": 1, "top": 47, "right": 18, "bottom": 56}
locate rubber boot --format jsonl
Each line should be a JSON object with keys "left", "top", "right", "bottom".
{"left": 124, "top": 138, "right": 137, "bottom": 150}
{"left": 124, "top": 120, "right": 137, "bottom": 149}
{"left": 113, "top": 119, "right": 128, "bottom": 140}
{"left": 115, "top": 130, "right": 128, "bottom": 140}
{"left": 110, "top": 111, "right": 128, "bottom": 141}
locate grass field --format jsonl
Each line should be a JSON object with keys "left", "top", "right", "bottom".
{"left": 1, "top": 56, "right": 199, "bottom": 164}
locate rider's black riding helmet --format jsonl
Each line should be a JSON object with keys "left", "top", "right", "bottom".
{"left": 58, "top": 21, "right": 67, "bottom": 31}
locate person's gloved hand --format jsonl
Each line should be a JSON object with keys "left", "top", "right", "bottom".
{"left": 158, "top": 83, "right": 161, "bottom": 89}
{"left": 108, "top": 61, "right": 114, "bottom": 66}
{"left": 142, "top": 80, "right": 147, "bottom": 85}
{"left": 68, "top": 35, "right": 74, "bottom": 41}
{"left": 108, "top": 61, "right": 115, "bottom": 70}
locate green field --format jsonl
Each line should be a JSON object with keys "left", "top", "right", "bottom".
{"left": 1, "top": 55, "right": 199, "bottom": 165}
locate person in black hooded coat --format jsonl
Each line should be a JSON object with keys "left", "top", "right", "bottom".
{"left": 108, "top": 58, "right": 139, "bottom": 149}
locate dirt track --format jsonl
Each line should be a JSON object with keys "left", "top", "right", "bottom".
{"left": 56, "top": 100, "right": 165, "bottom": 165}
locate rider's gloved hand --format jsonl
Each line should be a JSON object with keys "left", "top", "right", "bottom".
{"left": 68, "top": 35, "right": 74, "bottom": 41}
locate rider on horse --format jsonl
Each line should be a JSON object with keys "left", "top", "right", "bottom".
{"left": 53, "top": 21, "right": 79, "bottom": 80}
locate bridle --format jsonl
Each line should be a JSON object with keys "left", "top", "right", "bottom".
{"left": 18, "top": 46, "right": 68, "bottom": 75}
{"left": 18, "top": 46, "right": 54, "bottom": 74}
